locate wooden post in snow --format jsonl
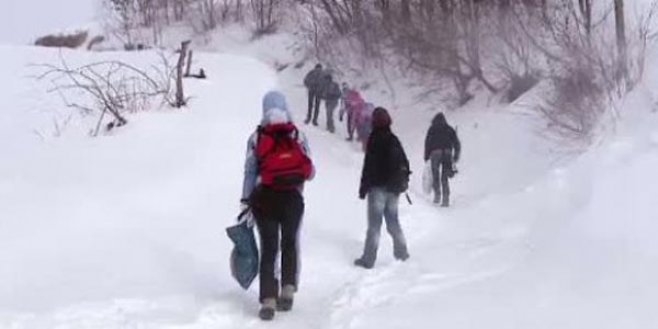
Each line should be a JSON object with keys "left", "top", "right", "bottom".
{"left": 185, "top": 49, "right": 193, "bottom": 77}
{"left": 175, "top": 40, "right": 191, "bottom": 108}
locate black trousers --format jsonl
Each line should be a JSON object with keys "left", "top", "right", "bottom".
{"left": 251, "top": 188, "right": 304, "bottom": 302}
{"left": 325, "top": 100, "right": 338, "bottom": 132}
{"left": 430, "top": 149, "right": 453, "bottom": 203}
{"left": 306, "top": 90, "right": 321, "bottom": 123}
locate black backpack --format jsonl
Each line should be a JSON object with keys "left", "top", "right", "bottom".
{"left": 386, "top": 137, "right": 411, "bottom": 194}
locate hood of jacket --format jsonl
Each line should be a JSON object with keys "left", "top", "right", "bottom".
{"left": 432, "top": 112, "right": 447, "bottom": 126}
{"left": 261, "top": 91, "right": 292, "bottom": 125}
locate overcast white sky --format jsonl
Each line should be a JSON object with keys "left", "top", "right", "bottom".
{"left": 0, "top": 0, "right": 98, "bottom": 45}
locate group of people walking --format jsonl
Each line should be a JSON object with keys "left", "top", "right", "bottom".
{"left": 237, "top": 69, "right": 461, "bottom": 320}
{"left": 303, "top": 64, "right": 376, "bottom": 150}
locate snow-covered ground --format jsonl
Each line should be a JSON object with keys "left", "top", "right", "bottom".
{"left": 2, "top": 18, "right": 658, "bottom": 329}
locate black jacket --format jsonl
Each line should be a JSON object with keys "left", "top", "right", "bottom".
{"left": 424, "top": 113, "right": 461, "bottom": 161}
{"left": 303, "top": 68, "right": 324, "bottom": 91}
{"left": 359, "top": 127, "right": 409, "bottom": 196}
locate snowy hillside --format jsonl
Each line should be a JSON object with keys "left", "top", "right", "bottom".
{"left": 2, "top": 11, "right": 658, "bottom": 329}
{"left": 0, "top": 0, "right": 97, "bottom": 45}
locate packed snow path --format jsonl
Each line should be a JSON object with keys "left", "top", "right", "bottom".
{"left": 1, "top": 46, "right": 658, "bottom": 329}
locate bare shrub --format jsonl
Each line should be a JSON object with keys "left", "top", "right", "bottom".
{"left": 298, "top": 0, "right": 501, "bottom": 106}
{"left": 35, "top": 31, "right": 89, "bottom": 49}
{"left": 36, "top": 52, "right": 176, "bottom": 136}
{"left": 507, "top": 73, "right": 539, "bottom": 103}
{"left": 540, "top": 68, "right": 604, "bottom": 142}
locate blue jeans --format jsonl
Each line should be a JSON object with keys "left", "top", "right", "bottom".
{"left": 359, "top": 188, "right": 409, "bottom": 266}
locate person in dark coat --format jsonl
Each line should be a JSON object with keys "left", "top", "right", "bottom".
{"left": 424, "top": 112, "right": 461, "bottom": 207}
{"left": 355, "top": 107, "right": 410, "bottom": 269}
{"left": 319, "top": 73, "right": 342, "bottom": 133}
{"left": 303, "top": 64, "right": 324, "bottom": 125}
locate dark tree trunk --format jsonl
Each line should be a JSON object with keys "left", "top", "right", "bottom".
{"left": 578, "top": 0, "right": 592, "bottom": 36}
{"left": 614, "top": 0, "right": 627, "bottom": 81}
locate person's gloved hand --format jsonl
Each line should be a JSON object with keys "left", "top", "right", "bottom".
{"left": 238, "top": 199, "right": 255, "bottom": 226}
{"left": 239, "top": 198, "right": 250, "bottom": 212}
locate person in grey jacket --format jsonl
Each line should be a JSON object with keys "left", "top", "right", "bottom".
{"left": 241, "top": 91, "right": 315, "bottom": 321}
{"left": 319, "top": 73, "right": 342, "bottom": 133}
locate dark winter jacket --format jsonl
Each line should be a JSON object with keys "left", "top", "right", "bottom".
{"left": 359, "top": 126, "right": 409, "bottom": 197}
{"left": 304, "top": 67, "right": 324, "bottom": 92}
{"left": 320, "top": 77, "right": 342, "bottom": 102}
{"left": 424, "top": 113, "right": 461, "bottom": 161}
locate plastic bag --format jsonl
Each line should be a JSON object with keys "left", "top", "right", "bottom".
{"left": 225, "top": 209, "right": 259, "bottom": 289}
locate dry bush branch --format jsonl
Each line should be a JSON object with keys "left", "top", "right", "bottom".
{"left": 35, "top": 51, "right": 176, "bottom": 136}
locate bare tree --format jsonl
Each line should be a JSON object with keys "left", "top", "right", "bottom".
{"left": 199, "top": 0, "right": 220, "bottom": 31}
{"left": 106, "top": 0, "right": 139, "bottom": 46}
{"left": 250, "top": 0, "right": 282, "bottom": 35}
{"left": 614, "top": 0, "right": 628, "bottom": 81}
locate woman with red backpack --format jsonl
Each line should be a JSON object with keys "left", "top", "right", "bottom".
{"left": 241, "top": 91, "right": 315, "bottom": 321}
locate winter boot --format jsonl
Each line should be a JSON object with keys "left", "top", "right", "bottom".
{"left": 354, "top": 258, "right": 374, "bottom": 269}
{"left": 277, "top": 284, "right": 295, "bottom": 311}
{"left": 441, "top": 198, "right": 450, "bottom": 208}
{"left": 394, "top": 251, "right": 410, "bottom": 262}
{"left": 259, "top": 298, "right": 276, "bottom": 321}
{"left": 433, "top": 193, "right": 442, "bottom": 204}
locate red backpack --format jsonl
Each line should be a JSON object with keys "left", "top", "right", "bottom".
{"left": 256, "top": 123, "right": 313, "bottom": 190}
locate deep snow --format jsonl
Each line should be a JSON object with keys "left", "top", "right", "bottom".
{"left": 1, "top": 22, "right": 658, "bottom": 329}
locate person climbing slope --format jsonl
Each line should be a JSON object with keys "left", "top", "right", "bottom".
{"left": 241, "top": 91, "right": 315, "bottom": 321}
{"left": 355, "top": 107, "right": 410, "bottom": 269}
{"left": 423, "top": 112, "right": 461, "bottom": 207}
